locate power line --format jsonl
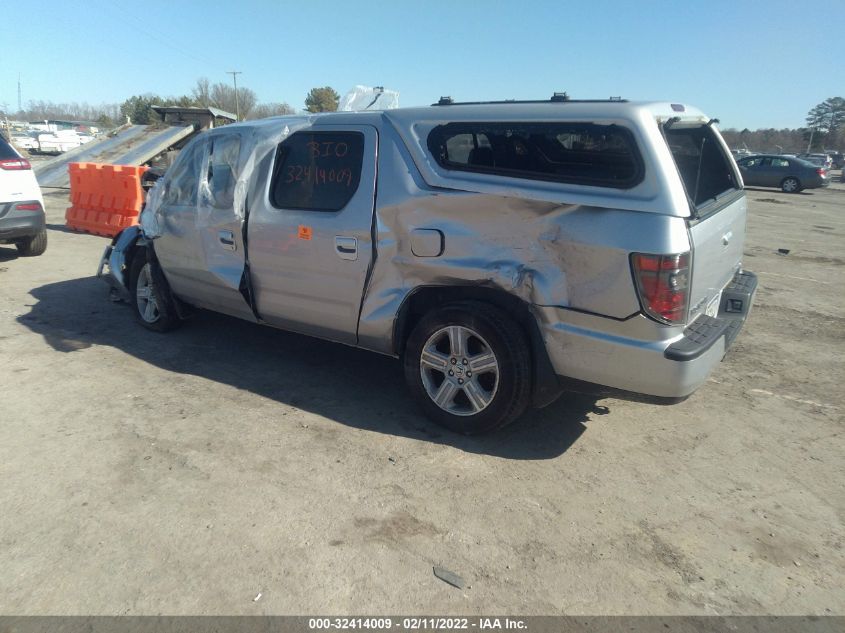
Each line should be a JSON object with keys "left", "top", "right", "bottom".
{"left": 91, "top": 0, "right": 217, "bottom": 68}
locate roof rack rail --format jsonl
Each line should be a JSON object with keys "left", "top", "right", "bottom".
{"left": 431, "top": 95, "right": 629, "bottom": 106}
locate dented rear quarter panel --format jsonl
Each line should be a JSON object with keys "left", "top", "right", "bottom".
{"left": 357, "top": 113, "right": 692, "bottom": 355}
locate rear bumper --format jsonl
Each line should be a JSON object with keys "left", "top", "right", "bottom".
{"left": 664, "top": 271, "right": 757, "bottom": 360}
{"left": 537, "top": 270, "right": 757, "bottom": 399}
{"left": 0, "top": 201, "right": 46, "bottom": 242}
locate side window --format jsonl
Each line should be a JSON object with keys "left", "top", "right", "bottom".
{"left": 163, "top": 140, "right": 205, "bottom": 207}
{"left": 427, "top": 122, "right": 643, "bottom": 188}
{"left": 771, "top": 158, "right": 789, "bottom": 168}
{"left": 270, "top": 131, "right": 365, "bottom": 211}
{"left": 205, "top": 134, "right": 241, "bottom": 209}
{"left": 445, "top": 132, "right": 492, "bottom": 165}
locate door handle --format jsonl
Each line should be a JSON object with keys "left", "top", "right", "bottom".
{"left": 218, "top": 230, "right": 236, "bottom": 251}
{"left": 335, "top": 236, "right": 358, "bottom": 261}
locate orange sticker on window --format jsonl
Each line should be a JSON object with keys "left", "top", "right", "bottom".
{"left": 298, "top": 225, "right": 312, "bottom": 241}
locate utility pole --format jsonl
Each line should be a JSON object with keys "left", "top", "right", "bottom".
{"left": 17, "top": 74, "right": 22, "bottom": 113}
{"left": 226, "top": 71, "right": 242, "bottom": 121}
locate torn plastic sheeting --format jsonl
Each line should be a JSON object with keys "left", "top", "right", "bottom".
{"left": 139, "top": 119, "right": 308, "bottom": 239}
{"left": 339, "top": 85, "right": 399, "bottom": 111}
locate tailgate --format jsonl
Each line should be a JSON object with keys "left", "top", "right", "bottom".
{"left": 687, "top": 193, "right": 746, "bottom": 322}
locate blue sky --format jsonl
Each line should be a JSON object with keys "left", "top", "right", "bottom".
{"left": 2, "top": 0, "right": 843, "bottom": 129}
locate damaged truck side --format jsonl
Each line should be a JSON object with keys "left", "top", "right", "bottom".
{"left": 98, "top": 100, "right": 757, "bottom": 434}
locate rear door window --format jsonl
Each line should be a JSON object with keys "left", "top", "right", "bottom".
{"left": 427, "top": 122, "right": 643, "bottom": 188}
{"left": 270, "top": 131, "right": 365, "bottom": 212}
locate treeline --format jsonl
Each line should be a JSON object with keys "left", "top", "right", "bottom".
{"left": 19, "top": 101, "right": 121, "bottom": 125}
{"left": 720, "top": 128, "right": 817, "bottom": 153}
{"left": 10, "top": 79, "right": 341, "bottom": 128}
{"left": 723, "top": 97, "right": 844, "bottom": 153}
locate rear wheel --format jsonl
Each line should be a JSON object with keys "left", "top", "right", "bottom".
{"left": 129, "top": 253, "right": 180, "bottom": 332}
{"left": 16, "top": 230, "right": 47, "bottom": 256}
{"left": 781, "top": 177, "right": 801, "bottom": 193}
{"left": 403, "top": 302, "right": 531, "bottom": 434}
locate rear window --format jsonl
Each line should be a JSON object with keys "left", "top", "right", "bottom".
{"left": 664, "top": 125, "right": 739, "bottom": 209}
{"left": 0, "top": 137, "right": 21, "bottom": 160}
{"left": 270, "top": 131, "right": 365, "bottom": 212}
{"left": 427, "top": 122, "right": 643, "bottom": 188}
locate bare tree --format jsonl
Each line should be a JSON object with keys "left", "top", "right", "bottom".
{"left": 18, "top": 100, "right": 121, "bottom": 124}
{"left": 248, "top": 102, "right": 296, "bottom": 120}
{"left": 209, "top": 82, "right": 257, "bottom": 118}
{"left": 192, "top": 77, "right": 211, "bottom": 107}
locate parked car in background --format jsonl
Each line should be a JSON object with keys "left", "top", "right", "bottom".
{"left": 736, "top": 154, "right": 829, "bottom": 192}
{"left": 828, "top": 152, "right": 844, "bottom": 169}
{"left": 0, "top": 136, "right": 47, "bottom": 256}
{"left": 11, "top": 133, "right": 38, "bottom": 152}
{"left": 99, "top": 100, "right": 757, "bottom": 433}
{"left": 798, "top": 153, "right": 833, "bottom": 169}
{"left": 37, "top": 130, "right": 82, "bottom": 154}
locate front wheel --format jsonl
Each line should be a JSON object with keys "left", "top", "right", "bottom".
{"left": 781, "top": 177, "right": 801, "bottom": 193}
{"left": 129, "top": 253, "right": 181, "bottom": 332}
{"left": 403, "top": 302, "right": 532, "bottom": 434}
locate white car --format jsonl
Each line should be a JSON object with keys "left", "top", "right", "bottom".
{"left": 0, "top": 136, "right": 47, "bottom": 256}
{"left": 11, "top": 133, "right": 39, "bottom": 151}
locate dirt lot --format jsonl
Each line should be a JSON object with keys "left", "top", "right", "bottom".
{"left": 0, "top": 180, "right": 843, "bottom": 615}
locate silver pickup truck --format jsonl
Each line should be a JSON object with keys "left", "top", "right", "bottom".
{"left": 98, "top": 98, "right": 757, "bottom": 434}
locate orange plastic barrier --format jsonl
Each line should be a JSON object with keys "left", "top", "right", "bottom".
{"left": 65, "top": 163, "right": 149, "bottom": 237}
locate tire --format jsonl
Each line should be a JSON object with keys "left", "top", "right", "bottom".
{"left": 781, "top": 177, "right": 801, "bottom": 193}
{"left": 16, "top": 230, "right": 47, "bottom": 256}
{"left": 403, "top": 301, "right": 532, "bottom": 434}
{"left": 128, "top": 252, "right": 181, "bottom": 332}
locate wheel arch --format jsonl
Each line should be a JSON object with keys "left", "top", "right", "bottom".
{"left": 393, "top": 285, "right": 562, "bottom": 408}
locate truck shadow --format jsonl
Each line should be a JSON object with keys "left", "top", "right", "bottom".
{"left": 17, "top": 276, "right": 603, "bottom": 460}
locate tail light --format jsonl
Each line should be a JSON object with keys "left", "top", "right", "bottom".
{"left": 631, "top": 253, "right": 690, "bottom": 324}
{"left": 14, "top": 202, "right": 43, "bottom": 212}
{"left": 0, "top": 158, "right": 32, "bottom": 170}
{"left": 817, "top": 168, "right": 827, "bottom": 176}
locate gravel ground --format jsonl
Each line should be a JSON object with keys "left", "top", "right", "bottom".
{"left": 0, "top": 179, "right": 843, "bottom": 615}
